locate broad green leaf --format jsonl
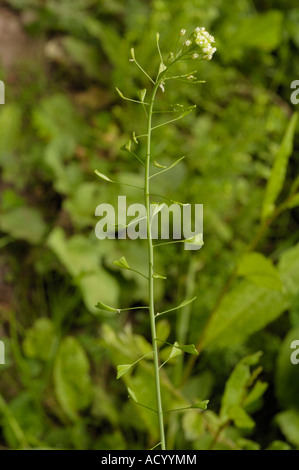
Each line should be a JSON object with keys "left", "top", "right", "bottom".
{"left": 116, "top": 364, "right": 132, "bottom": 379}
{"left": 23, "top": 318, "right": 55, "bottom": 361}
{"left": 266, "top": 440, "right": 292, "bottom": 450}
{"left": 276, "top": 410, "right": 299, "bottom": 447}
{"left": 229, "top": 405, "right": 255, "bottom": 430}
{"left": 95, "top": 301, "right": 120, "bottom": 313}
{"left": 237, "top": 252, "right": 282, "bottom": 291}
{"left": 156, "top": 320, "right": 171, "bottom": 344}
{"left": 0, "top": 206, "right": 47, "bottom": 244}
{"left": 201, "top": 242, "right": 299, "bottom": 350}
{"left": 262, "top": 113, "right": 298, "bottom": 220}
{"left": 236, "top": 438, "right": 260, "bottom": 450}
{"left": 182, "top": 411, "right": 204, "bottom": 441}
{"left": 54, "top": 337, "right": 92, "bottom": 421}
{"left": 47, "top": 228, "right": 119, "bottom": 312}
{"left": 153, "top": 273, "right": 167, "bottom": 280}
{"left": 223, "top": 11, "right": 283, "bottom": 61}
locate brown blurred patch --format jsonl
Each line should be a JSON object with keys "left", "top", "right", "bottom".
{"left": 0, "top": 7, "right": 44, "bottom": 71}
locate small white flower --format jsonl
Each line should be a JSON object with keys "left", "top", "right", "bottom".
{"left": 192, "top": 53, "right": 199, "bottom": 59}
{"left": 185, "top": 39, "right": 192, "bottom": 46}
{"left": 180, "top": 28, "right": 186, "bottom": 36}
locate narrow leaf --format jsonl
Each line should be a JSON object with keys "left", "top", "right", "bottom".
{"left": 94, "top": 170, "right": 113, "bottom": 182}
{"left": 262, "top": 112, "right": 298, "bottom": 220}
{"left": 237, "top": 252, "right": 282, "bottom": 291}
{"left": 156, "top": 296, "right": 197, "bottom": 316}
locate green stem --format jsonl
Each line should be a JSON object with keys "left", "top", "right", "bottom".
{"left": 145, "top": 76, "right": 166, "bottom": 450}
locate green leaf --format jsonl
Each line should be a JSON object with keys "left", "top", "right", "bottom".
{"left": 190, "top": 400, "right": 209, "bottom": 410}
{"left": 244, "top": 380, "right": 268, "bottom": 409}
{"left": 237, "top": 252, "right": 282, "bottom": 291}
{"left": 266, "top": 440, "right": 292, "bottom": 450}
{"left": 23, "top": 318, "right": 55, "bottom": 361}
{"left": 153, "top": 273, "right": 167, "bottom": 280}
{"left": 220, "top": 362, "right": 251, "bottom": 423}
{"left": 47, "top": 228, "right": 119, "bottom": 313}
{"left": 285, "top": 193, "right": 299, "bottom": 210}
{"left": 127, "top": 387, "right": 138, "bottom": 403}
{"left": 113, "top": 256, "right": 130, "bottom": 270}
{"left": 262, "top": 113, "right": 298, "bottom": 220}
{"left": 95, "top": 301, "right": 120, "bottom": 313}
{"left": 276, "top": 410, "right": 299, "bottom": 447}
{"left": 54, "top": 337, "right": 92, "bottom": 421}
{"left": 116, "top": 364, "right": 132, "bottom": 379}
{"left": 182, "top": 411, "right": 204, "bottom": 441}
{"left": 0, "top": 206, "right": 47, "bottom": 244}
{"left": 229, "top": 405, "right": 255, "bottom": 430}
{"left": 168, "top": 343, "right": 183, "bottom": 361}
{"left": 201, "top": 242, "right": 299, "bottom": 350}
{"left": 116, "top": 87, "right": 148, "bottom": 104}
{"left": 94, "top": 170, "right": 113, "bottom": 182}
{"left": 223, "top": 10, "right": 283, "bottom": 60}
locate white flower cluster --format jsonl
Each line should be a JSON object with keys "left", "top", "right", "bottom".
{"left": 184, "top": 26, "right": 216, "bottom": 61}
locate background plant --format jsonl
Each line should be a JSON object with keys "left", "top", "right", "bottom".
{"left": 0, "top": 0, "right": 299, "bottom": 450}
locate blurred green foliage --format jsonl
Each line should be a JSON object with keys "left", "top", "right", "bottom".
{"left": 0, "top": 0, "right": 299, "bottom": 450}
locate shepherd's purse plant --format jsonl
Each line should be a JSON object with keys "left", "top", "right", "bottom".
{"left": 95, "top": 27, "right": 216, "bottom": 450}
